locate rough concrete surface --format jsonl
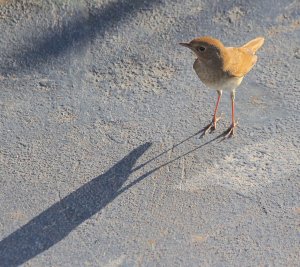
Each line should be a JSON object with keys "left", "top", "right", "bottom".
{"left": 0, "top": 0, "right": 299, "bottom": 266}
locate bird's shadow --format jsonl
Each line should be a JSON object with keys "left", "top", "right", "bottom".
{"left": 0, "top": 142, "right": 152, "bottom": 266}
{"left": 0, "top": 129, "right": 224, "bottom": 266}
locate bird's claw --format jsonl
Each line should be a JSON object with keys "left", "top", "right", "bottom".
{"left": 224, "top": 121, "right": 238, "bottom": 138}
{"left": 202, "top": 115, "right": 222, "bottom": 136}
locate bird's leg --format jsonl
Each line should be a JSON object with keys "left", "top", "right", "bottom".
{"left": 225, "top": 90, "right": 238, "bottom": 137}
{"left": 204, "top": 90, "right": 222, "bottom": 134}
{"left": 213, "top": 90, "right": 222, "bottom": 128}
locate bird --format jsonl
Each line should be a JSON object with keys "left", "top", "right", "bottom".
{"left": 180, "top": 36, "right": 264, "bottom": 137}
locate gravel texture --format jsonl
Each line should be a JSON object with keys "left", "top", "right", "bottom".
{"left": 0, "top": 0, "right": 299, "bottom": 266}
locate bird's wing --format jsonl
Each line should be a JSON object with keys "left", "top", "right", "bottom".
{"left": 223, "top": 47, "right": 258, "bottom": 77}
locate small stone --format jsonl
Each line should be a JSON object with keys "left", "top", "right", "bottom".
{"left": 39, "top": 80, "right": 51, "bottom": 87}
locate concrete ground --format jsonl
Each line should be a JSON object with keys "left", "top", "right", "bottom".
{"left": 0, "top": 0, "right": 299, "bottom": 266}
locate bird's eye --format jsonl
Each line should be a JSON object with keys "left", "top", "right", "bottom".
{"left": 198, "top": 46, "right": 206, "bottom": 52}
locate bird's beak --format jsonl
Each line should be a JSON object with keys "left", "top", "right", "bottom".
{"left": 179, "top": 42, "right": 191, "bottom": 48}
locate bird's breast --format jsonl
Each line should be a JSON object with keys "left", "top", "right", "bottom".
{"left": 193, "top": 59, "right": 223, "bottom": 88}
{"left": 193, "top": 59, "right": 243, "bottom": 91}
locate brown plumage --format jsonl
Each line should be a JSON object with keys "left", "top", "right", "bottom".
{"left": 180, "top": 36, "right": 264, "bottom": 137}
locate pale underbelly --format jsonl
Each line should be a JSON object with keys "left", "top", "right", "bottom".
{"left": 202, "top": 76, "right": 244, "bottom": 92}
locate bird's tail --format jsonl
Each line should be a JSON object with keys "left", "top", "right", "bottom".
{"left": 242, "top": 37, "right": 265, "bottom": 53}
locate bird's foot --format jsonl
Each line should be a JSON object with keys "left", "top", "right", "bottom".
{"left": 202, "top": 115, "right": 222, "bottom": 136}
{"left": 224, "top": 121, "right": 238, "bottom": 138}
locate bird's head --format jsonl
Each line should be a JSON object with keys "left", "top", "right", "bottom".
{"left": 180, "top": 36, "right": 226, "bottom": 66}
